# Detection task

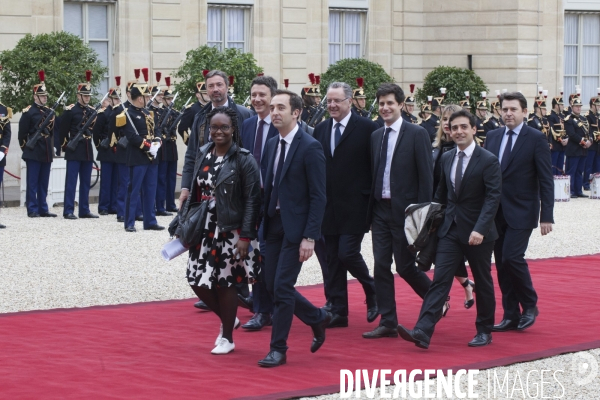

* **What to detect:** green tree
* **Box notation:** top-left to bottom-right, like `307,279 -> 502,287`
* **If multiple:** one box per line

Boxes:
0,32 -> 108,115
320,58 -> 393,107
171,46 -> 263,107
415,66 -> 488,110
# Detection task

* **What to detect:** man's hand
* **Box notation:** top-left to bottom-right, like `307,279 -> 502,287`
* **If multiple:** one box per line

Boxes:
299,239 -> 315,262
468,231 -> 484,246
179,188 -> 190,207
540,222 -> 553,236
585,140 -> 592,149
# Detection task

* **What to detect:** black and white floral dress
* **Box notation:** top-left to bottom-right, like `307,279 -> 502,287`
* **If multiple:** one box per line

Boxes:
186,152 -> 261,288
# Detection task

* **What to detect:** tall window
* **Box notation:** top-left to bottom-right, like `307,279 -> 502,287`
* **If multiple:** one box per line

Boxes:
207,5 -> 251,51
329,10 -> 365,65
64,2 -> 112,94
564,12 -> 600,102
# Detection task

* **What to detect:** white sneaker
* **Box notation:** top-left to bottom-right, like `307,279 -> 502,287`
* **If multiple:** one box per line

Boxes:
215,317 -> 240,346
211,338 -> 235,355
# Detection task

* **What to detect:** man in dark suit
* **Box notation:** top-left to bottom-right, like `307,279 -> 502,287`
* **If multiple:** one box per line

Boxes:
363,83 -> 434,339
257,90 -> 331,367
313,81 -> 379,328
485,92 -> 554,332
240,75 -> 280,331
398,110 -> 502,349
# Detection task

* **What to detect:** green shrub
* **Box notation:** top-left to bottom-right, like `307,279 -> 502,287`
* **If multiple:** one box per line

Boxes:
415,66 -> 488,110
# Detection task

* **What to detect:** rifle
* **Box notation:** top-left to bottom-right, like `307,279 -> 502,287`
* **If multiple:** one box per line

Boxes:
25,91 -> 66,150
242,95 -> 251,108
365,98 -> 378,119
156,92 -> 179,138
116,92 -> 143,150
166,96 -> 193,133
146,89 -> 160,108
66,92 -> 109,152
307,96 -> 327,127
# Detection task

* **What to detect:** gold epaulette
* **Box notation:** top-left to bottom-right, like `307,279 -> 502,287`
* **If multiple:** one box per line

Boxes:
186,103 -> 193,109
564,114 -> 572,121
22,105 -> 31,113
7,107 -> 13,119
149,110 -> 154,119
64,104 -> 75,111
98,108 -> 105,114
115,110 -> 127,127
483,117 -> 490,124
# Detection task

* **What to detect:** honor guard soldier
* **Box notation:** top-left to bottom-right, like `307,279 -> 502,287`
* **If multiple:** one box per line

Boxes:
419,96 -> 437,142
60,70 -> 100,220
527,92 -> 551,141
548,91 -> 568,174
18,70 -> 58,218
564,93 -> 591,197
474,92 -> 498,146
490,90 -> 504,127
118,81 -> 164,232
584,92 -> 600,189
460,91 -> 471,111
401,84 -> 418,124
0,100 -> 12,228
92,78 -> 120,215
301,73 -> 321,123
148,72 -> 170,217
351,77 -> 369,118
156,76 -> 180,213
178,69 -> 209,145
564,87 -> 578,117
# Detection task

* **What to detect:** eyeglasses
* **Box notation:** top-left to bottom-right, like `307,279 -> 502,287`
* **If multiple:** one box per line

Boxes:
209,125 -> 231,133
326,97 -> 349,105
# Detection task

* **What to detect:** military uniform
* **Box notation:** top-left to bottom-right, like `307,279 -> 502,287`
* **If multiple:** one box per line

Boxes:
155,79 -> 179,213
60,74 -> 98,218
351,77 -> 370,119
584,97 -> 600,189
18,71 -> 57,217
564,95 -> 590,197
548,95 -> 567,174
0,102 -> 12,227
301,73 -> 321,125
419,99 -> 438,143
402,85 -> 418,124
178,76 -> 208,145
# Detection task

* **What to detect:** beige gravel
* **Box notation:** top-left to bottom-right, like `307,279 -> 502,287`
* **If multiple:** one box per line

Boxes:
0,197 -> 599,398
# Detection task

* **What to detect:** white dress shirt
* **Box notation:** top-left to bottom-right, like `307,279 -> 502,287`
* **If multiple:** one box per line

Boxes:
381,117 -> 403,199
330,111 -> 352,156
498,122 -> 523,162
450,140 -> 476,190
272,124 -> 299,184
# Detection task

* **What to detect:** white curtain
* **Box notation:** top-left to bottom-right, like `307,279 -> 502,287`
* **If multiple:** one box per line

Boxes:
207,8 -> 222,50
329,11 -> 341,65
582,15 -> 600,101
564,14 -> 579,95
64,3 -> 83,38
344,12 -> 361,59
226,8 -> 245,50
89,5 -> 108,39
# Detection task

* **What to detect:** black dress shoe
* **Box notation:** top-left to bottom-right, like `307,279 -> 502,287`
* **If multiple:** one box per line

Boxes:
570,194 -> 578,198
366,295 -> 379,323
492,318 -> 520,332
322,301 -> 332,312
577,194 -> 589,198
397,325 -> 430,349
40,212 -> 57,217
310,312 -> 331,353
468,332 -> 492,347
80,213 -> 99,219
258,350 -> 286,367
28,212 -> 40,218
194,300 -> 210,310
237,294 -> 253,311
0,223 -> 5,229
166,208 -> 179,213
108,210 -> 118,215
327,314 -> 348,328
117,216 -> 125,223
517,307 -> 539,331
144,224 -> 165,231
362,325 -> 398,339
125,226 -> 136,232
98,210 -> 109,216
135,216 -> 144,221
242,313 -> 272,330
156,210 -> 173,216
64,214 -> 78,220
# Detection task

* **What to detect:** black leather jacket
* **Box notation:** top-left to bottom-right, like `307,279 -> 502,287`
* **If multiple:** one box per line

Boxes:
189,142 -> 260,239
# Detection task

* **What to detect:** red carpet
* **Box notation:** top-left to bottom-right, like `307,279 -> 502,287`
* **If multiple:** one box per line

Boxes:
1,254 -> 599,399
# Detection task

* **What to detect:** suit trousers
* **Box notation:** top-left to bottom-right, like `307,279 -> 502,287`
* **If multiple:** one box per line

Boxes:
264,213 -> 325,353
25,160 -> 51,215
63,160 -> 92,216
551,151 -> 565,175
494,207 -> 536,320
117,163 -> 141,219
156,160 -> 178,212
98,161 -> 118,213
371,200 -> 432,328
315,236 -> 329,301
324,233 -> 375,317
584,151 -> 597,189
125,164 -> 158,229
252,220 -> 273,314
566,155 -> 586,195
415,224 -> 495,338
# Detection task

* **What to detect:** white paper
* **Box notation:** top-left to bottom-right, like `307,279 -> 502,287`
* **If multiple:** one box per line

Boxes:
161,238 -> 188,261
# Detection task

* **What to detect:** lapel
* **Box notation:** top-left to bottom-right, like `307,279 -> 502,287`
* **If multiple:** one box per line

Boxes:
489,130 -> 502,158
446,149 -> 458,201
323,118 -> 334,158
372,127 -> 384,178
457,145 -> 481,200
248,116 -> 258,150
215,145 -> 238,187
334,113 -> 358,154
280,129 -> 302,182
392,119 -> 407,155
264,137 -> 278,194
504,124 -> 528,170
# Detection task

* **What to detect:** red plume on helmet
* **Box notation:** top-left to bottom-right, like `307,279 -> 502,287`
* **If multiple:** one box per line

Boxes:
409,84 -> 415,94
315,75 -> 321,85
165,76 -> 171,87
155,72 -> 161,84
308,73 -> 315,84
134,69 -> 140,79
38,70 -> 45,82
202,69 -> 209,78
228,76 -> 235,86
257,72 -> 264,76
141,68 -> 149,82
356,77 -> 364,88
85,70 -> 92,82
115,76 -> 121,86
284,79 -> 289,88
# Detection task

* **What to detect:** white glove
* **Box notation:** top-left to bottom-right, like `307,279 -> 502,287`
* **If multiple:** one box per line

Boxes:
0,152 -> 4,162
149,142 -> 160,158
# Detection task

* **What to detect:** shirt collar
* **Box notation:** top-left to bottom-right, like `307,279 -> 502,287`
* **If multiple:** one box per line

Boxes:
280,124 -> 299,145
334,111 -> 352,128
458,140 -> 476,157
505,122 -> 524,135
385,116 -> 403,133
259,114 -> 271,125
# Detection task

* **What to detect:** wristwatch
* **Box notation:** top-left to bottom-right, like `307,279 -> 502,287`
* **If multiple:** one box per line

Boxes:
304,237 -> 315,242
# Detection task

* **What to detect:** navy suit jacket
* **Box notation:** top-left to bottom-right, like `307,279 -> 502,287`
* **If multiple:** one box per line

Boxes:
241,115 -> 279,184
263,128 -> 326,243
485,124 -> 554,229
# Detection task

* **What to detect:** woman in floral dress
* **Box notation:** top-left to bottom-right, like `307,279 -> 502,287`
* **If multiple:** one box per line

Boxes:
184,106 -> 261,354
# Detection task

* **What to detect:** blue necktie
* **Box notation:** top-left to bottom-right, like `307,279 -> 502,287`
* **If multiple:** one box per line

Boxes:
333,122 -> 342,153
374,127 -> 392,201
501,130 -> 515,171
268,139 -> 286,217
253,119 -> 266,165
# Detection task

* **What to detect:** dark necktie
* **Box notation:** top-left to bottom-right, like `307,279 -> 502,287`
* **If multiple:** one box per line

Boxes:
333,122 -> 342,152
253,119 -> 266,165
454,151 -> 465,195
268,139 -> 286,217
501,130 -> 515,171
374,127 -> 393,201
